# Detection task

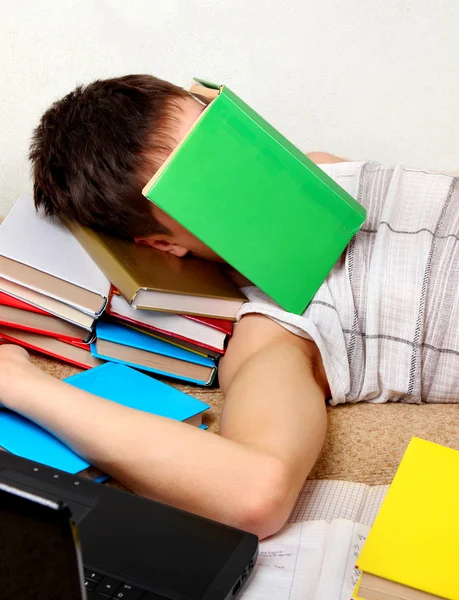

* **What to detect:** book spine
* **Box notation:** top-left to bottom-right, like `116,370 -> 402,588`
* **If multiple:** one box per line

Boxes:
67,222 -> 140,306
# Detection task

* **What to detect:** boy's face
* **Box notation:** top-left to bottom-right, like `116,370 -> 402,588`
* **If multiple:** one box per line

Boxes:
135,97 -> 222,262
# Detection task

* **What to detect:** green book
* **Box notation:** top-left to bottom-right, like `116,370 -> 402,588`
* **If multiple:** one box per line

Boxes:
143,78 -> 366,315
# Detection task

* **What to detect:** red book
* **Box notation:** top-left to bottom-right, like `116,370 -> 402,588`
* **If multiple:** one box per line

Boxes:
110,286 -> 233,337
0,326 -> 102,370
185,315 -> 233,336
107,292 -> 231,354
0,301 -> 93,344
0,290 -> 48,315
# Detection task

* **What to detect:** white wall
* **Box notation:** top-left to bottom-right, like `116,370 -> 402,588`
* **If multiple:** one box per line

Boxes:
1,0 -> 458,215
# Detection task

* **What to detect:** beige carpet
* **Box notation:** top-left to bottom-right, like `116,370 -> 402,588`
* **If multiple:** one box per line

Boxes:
31,353 -> 459,486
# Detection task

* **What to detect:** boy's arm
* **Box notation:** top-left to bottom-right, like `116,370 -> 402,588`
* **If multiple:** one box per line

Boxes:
0,315 -> 327,539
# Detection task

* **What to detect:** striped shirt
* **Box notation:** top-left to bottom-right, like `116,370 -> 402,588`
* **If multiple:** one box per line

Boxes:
237,161 -> 459,404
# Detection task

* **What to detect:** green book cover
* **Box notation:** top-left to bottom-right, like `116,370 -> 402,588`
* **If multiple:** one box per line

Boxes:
143,79 -> 366,315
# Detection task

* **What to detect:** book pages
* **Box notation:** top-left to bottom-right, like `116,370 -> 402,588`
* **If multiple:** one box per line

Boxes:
240,480 -> 389,600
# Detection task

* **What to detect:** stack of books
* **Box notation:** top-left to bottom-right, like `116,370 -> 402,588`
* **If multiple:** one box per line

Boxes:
0,193 -> 246,384
68,220 -> 246,385
354,437 -> 459,600
0,193 -> 110,369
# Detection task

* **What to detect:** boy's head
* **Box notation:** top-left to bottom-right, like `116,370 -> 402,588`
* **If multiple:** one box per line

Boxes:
30,74 -> 220,260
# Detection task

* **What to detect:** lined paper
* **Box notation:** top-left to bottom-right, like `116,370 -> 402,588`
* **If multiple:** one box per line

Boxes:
240,480 -> 390,600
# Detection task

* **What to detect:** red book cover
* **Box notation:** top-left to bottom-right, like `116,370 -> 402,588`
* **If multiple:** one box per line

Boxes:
0,290 -> 49,316
0,301 -> 93,344
107,310 -> 225,355
0,327 -> 100,370
65,339 -> 91,350
0,318 -> 90,345
184,315 -> 233,336
110,286 -> 233,340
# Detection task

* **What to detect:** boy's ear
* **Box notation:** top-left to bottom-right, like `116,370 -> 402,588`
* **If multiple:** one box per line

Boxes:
134,236 -> 189,257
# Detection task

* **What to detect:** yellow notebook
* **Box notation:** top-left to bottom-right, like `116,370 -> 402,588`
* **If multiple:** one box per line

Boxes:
357,437 -> 459,599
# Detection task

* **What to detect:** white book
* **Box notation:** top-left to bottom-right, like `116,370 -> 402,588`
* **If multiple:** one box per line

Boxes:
0,193 -> 110,315
240,480 -> 389,600
109,294 -> 227,351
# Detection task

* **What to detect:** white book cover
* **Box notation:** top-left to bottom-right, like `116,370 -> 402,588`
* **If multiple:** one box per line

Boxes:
0,193 -> 110,309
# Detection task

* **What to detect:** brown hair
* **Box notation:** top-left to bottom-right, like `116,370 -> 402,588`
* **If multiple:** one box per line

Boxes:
30,74 -> 191,238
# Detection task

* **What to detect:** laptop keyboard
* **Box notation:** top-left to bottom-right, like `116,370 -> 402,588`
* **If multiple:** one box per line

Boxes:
84,567 -> 167,599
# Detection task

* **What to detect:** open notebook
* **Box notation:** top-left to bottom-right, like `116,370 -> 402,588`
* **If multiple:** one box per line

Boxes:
240,480 -> 389,600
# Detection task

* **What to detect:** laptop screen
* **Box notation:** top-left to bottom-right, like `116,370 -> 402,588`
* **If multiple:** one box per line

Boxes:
0,483 -> 85,600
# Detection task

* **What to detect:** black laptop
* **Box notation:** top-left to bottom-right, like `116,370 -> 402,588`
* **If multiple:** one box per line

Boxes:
0,452 -> 258,600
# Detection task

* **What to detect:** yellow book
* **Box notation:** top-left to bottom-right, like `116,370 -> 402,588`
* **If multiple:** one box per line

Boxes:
357,437 -> 459,599
352,575 -> 362,599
